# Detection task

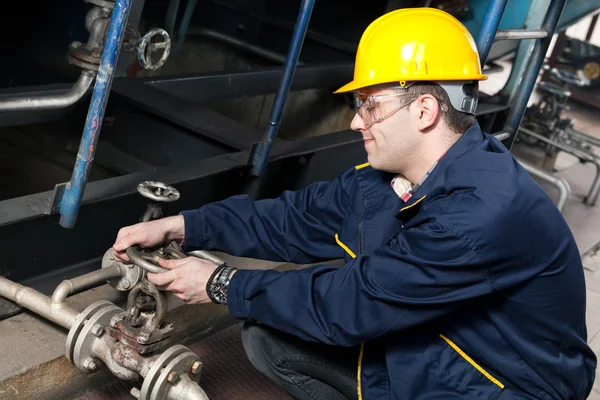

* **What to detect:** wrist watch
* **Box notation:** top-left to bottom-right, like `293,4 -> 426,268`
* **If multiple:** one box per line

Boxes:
207,264 -> 236,304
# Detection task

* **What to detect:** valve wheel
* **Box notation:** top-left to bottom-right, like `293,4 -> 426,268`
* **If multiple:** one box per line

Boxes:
137,181 -> 180,203
137,28 -> 171,71
126,243 -> 186,274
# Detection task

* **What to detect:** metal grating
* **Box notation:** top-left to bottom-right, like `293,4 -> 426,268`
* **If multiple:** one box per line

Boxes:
72,323 -> 291,399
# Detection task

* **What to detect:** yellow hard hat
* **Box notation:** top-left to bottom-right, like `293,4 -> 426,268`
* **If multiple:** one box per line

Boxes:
334,7 -> 487,94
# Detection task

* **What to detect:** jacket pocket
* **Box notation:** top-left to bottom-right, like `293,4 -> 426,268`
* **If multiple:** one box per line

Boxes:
425,334 -> 505,400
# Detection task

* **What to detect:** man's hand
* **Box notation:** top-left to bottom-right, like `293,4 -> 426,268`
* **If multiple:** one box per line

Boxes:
146,257 -> 219,304
112,215 -> 185,262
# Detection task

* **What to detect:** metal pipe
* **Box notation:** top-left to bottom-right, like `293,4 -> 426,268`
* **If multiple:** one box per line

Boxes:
503,0 -> 568,148
188,27 -> 306,66
495,29 -> 548,40
519,127 -> 600,205
59,0 -> 132,228
0,276 -> 78,329
51,265 -> 122,306
516,158 -> 570,212
167,374 -> 210,400
251,0 -> 315,176
494,131 -> 511,141
187,250 -> 226,265
476,0 -> 510,65
0,71 -> 94,111
565,126 -> 600,148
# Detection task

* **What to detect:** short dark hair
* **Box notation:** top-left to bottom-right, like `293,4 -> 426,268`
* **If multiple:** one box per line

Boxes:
405,82 -> 478,134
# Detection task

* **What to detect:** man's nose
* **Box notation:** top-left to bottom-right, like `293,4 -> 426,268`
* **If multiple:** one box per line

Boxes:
351,113 -> 366,131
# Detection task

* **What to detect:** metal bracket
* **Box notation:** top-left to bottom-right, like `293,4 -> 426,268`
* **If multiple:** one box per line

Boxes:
46,182 -> 67,215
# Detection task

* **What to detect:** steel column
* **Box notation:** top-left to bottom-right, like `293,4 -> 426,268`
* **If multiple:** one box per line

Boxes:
503,0 -> 568,148
500,0 -> 551,101
58,0 -> 133,228
476,0 -> 510,65
251,0 -> 315,176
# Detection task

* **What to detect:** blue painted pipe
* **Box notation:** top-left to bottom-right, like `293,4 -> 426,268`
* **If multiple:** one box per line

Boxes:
476,0 -> 509,65
503,0 -> 568,149
59,0 -> 132,228
251,0 -> 315,176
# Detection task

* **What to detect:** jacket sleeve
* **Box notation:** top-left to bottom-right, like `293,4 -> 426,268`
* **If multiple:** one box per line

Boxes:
226,220 -> 496,347
180,168 -> 355,264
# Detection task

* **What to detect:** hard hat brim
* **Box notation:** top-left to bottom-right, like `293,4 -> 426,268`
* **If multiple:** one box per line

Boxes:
333,74 -> 488,94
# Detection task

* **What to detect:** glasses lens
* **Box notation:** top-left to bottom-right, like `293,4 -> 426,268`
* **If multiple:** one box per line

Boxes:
354,92 -> 415,127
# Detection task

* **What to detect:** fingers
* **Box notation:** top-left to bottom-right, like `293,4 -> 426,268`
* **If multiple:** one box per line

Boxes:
113,225 -> 144,251
158,258 -> 190,270
146,270 -> 178,287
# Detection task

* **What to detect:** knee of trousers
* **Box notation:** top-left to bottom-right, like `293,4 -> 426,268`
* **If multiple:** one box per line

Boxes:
240,321 -> 280,376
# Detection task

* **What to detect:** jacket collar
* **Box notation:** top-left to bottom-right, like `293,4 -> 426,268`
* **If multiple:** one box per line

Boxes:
398,123 -> 485,212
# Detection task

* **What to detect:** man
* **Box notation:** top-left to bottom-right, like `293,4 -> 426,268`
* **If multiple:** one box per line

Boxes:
113,8 -> 596,400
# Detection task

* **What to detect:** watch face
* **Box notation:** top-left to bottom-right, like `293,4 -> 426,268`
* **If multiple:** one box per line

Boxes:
213,282 -> 228,303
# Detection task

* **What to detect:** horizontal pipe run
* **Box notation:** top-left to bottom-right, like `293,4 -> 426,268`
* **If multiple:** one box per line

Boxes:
0,276 -> 78,329
495,29 -> 548,40
519,127 -> 596,163
519,127 -> 600,205
566,127 -> 600,148
517,158 -> 570,212
0,72 -> 95,111
51,265 -> 122,306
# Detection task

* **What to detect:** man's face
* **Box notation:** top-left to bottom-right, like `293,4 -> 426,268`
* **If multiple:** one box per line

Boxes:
350,85 -> 420,174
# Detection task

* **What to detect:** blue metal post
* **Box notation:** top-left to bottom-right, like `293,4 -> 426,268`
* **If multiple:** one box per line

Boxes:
503,0 -> 567,149
174,0 -> 198,55
499,0 -> 550,101
476,0 -> 510,65
251,0 -> 315,176
59,0 -> 132,228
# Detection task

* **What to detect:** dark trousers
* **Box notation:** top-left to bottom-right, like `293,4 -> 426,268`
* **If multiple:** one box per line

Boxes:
241,322 -> 360,400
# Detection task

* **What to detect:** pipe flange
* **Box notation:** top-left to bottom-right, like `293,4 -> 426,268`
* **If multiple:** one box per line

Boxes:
68,42 -> 103,72
72,302 -> 123,372
149,352 -> 202,400
66,300 -> 115,362
137,181 -> 180,203
101,249 -> 144,291
140,345 -> 198,400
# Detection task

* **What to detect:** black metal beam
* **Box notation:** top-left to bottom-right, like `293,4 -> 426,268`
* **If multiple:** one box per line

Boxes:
119,63 -> 354,103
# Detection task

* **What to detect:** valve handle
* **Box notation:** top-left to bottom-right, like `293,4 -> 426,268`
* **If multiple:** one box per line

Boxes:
137,181 -> 180,203
137,28 -> 171,71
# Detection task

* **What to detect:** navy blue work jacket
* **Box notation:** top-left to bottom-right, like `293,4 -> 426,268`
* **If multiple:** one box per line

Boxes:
182,124 -> 596,399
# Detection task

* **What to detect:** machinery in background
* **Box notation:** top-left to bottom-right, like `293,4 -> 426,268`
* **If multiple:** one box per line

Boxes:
518,65 -> 600,206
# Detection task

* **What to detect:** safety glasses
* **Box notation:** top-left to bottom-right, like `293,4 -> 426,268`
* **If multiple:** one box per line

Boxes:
353,90 -> 448,128
353,91 -> 416,128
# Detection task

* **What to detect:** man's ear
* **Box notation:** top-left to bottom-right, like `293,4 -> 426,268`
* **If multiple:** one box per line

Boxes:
414,94 -> 439,131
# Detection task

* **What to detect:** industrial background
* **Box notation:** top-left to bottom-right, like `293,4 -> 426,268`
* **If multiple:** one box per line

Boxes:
2,0 -> 600,399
